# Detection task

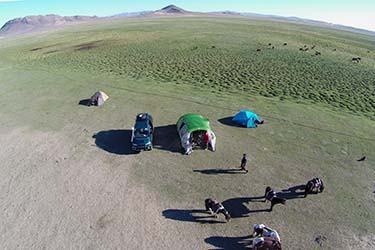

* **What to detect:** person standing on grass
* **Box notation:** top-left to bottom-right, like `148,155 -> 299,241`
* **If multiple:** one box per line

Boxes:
240,153 -> 248,173
203,131 -> 210,150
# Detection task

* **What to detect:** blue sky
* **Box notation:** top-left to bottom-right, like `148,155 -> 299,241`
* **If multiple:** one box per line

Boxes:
0,0 -> 374,31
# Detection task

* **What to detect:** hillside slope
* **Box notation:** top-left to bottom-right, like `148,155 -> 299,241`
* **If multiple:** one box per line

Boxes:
0,14 -> 97,36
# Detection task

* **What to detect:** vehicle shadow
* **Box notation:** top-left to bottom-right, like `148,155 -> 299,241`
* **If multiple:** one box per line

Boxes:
153,124 -> 181,153
218,116 -> 244,128
205,235 -> 252,250
193,168 -> 246,175
162,209 -> 226,224
93,130 -> 138,155
78,99 -> 90,106
222,196 -> 269,218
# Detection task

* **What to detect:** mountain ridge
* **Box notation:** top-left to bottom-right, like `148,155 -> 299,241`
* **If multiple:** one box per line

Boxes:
1,5 -> 374,37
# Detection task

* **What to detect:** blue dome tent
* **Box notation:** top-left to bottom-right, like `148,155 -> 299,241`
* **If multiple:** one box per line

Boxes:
232,110 -> 263,128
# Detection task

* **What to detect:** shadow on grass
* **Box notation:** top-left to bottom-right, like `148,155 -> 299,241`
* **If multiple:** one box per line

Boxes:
78,99 -> 91,106
162,209 -> 226,224
218,116 -> 245,128
93,130 -> 138,155
279,184 -> 306,200
193,168 -> 246,175
153,124 -> 181,153
205,235 -> 252,250
222,197 -> 269,218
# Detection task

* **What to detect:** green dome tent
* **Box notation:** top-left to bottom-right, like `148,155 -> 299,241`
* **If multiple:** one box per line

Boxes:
177,114 -> 216,155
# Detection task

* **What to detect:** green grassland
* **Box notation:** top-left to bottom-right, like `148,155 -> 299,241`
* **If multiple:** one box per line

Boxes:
5,17 -> 375,118
1,16 -> 375,249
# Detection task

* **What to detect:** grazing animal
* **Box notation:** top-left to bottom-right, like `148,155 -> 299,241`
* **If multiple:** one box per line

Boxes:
352,57 -> 361,63
264,187 -> 286,211
357,156 -> 367,161
271,46 -> 275,49
315,51 -> 321,56
257,48 -> 262,52
304,178 -> 324,197
283,43 -> 288,46
205,198 -> 231,221
311,45 -> 316,49
333,48 -> 337,51
268,43 -> 272,46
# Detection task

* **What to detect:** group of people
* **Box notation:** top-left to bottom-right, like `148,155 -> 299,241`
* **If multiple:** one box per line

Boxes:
204,153 -> 325,249
204,197 -> 282,249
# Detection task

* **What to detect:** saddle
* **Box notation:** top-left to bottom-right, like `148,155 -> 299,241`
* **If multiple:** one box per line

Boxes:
266,190 -> 276,201
212,203 -> 224,214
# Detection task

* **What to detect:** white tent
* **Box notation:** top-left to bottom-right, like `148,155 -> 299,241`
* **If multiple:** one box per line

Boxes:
90,91 -> 109,106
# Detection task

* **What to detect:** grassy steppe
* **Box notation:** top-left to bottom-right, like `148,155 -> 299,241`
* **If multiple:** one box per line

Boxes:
0,16 -> 375,250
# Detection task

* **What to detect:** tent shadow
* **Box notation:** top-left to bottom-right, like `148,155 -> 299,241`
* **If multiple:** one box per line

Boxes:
93,130 -> 138,155
153,124 -> 182,153
79,99 -> 91,106
205,235 -> 252,250
162,209 -> 226,224
193,168 -> 246,175
222,197 -> 268,218
218,116 -> 246,128
279,184 -> 306,200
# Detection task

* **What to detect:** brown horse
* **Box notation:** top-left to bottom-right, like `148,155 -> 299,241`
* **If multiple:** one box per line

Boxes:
205,198 -> 231,221
264,187 -> 286,211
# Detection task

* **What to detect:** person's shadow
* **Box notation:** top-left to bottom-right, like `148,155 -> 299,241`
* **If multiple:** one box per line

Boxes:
93,130 -> 138,155
193,168 -> 246,175
205,235 -> 252,250
162,209 -> 226,224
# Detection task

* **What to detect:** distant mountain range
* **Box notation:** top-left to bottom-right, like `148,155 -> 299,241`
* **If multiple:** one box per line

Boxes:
1,5 -> 374,37
0,14 -> 97,36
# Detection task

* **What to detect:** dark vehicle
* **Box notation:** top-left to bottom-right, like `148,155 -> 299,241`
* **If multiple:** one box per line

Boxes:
131,113 -> 154,151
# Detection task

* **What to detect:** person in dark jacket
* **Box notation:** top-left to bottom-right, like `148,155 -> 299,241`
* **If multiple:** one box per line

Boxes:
240,153 -> 248,173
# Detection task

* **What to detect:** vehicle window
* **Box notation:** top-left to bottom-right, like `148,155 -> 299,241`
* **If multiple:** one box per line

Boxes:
135,128 -> 148,137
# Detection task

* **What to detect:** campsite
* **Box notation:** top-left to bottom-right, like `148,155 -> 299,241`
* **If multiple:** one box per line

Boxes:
0,4 -> 375,250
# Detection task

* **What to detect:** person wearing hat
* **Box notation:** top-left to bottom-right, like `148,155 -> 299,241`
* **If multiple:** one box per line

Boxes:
252,224 -> 280,242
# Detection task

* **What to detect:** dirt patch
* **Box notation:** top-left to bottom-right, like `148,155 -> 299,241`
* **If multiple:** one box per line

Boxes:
30,47 -> 42,51
75,40 -> 103,51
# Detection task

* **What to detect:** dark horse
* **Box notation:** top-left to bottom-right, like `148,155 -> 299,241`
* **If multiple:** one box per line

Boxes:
264,187 -> 286,211
205,198 -> 231,221
304,178 -> 324,197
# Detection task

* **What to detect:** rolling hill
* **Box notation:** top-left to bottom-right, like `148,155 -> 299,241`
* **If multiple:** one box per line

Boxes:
0,12 -> 374,250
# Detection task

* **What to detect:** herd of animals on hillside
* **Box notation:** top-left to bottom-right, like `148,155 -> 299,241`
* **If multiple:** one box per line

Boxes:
254,42 -> 369,63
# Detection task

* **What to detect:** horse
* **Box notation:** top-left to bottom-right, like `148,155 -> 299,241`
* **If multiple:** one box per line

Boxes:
252,224 -> 281,242
253,237 -> 282,250
352,57 -> 361,63
264,187 -> 286,211
304,178 -> 324,197
205,198 -> 231,221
